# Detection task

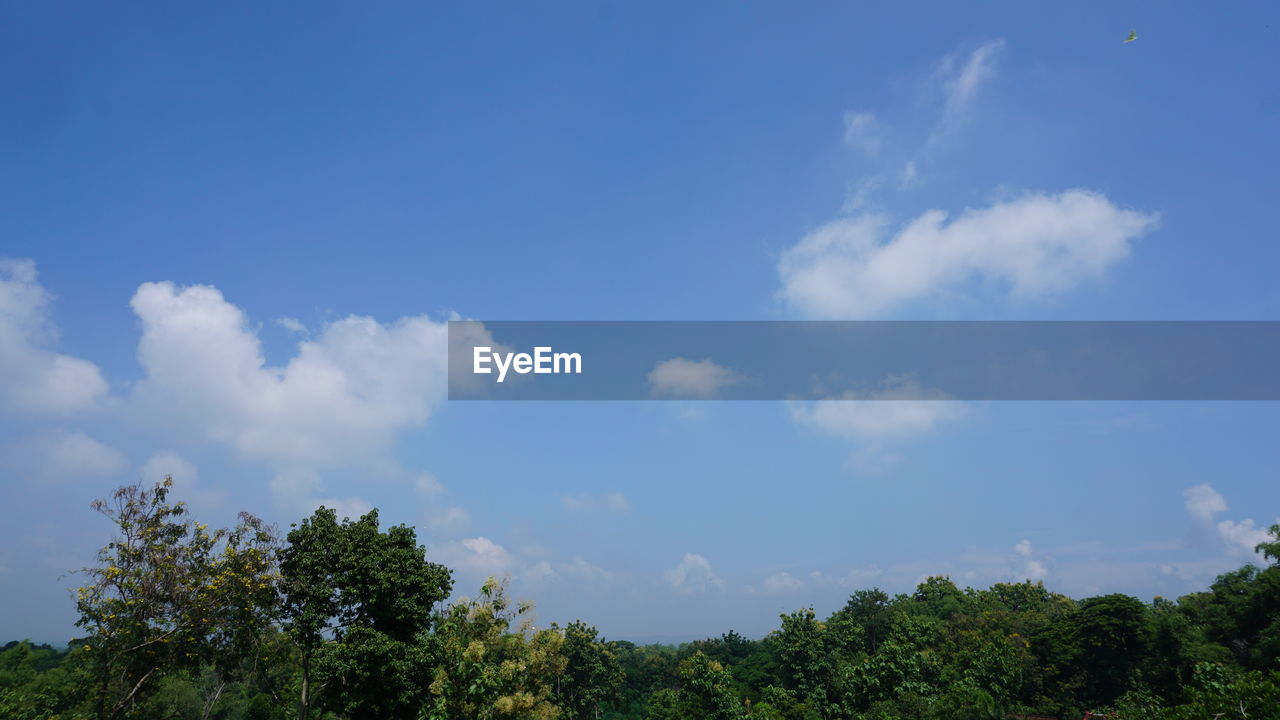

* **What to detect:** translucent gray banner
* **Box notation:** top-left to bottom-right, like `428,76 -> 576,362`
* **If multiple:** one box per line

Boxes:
447,321 -> 1280,400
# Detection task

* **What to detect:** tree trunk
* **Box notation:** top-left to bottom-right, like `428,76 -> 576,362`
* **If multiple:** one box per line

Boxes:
299,651 -> 311,720
201,680 -> 227,720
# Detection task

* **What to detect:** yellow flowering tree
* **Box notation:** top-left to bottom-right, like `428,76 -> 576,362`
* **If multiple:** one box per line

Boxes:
75,479 -> 278,720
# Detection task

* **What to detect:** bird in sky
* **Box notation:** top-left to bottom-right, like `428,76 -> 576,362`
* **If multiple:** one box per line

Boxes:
1125,30 -> 1139,43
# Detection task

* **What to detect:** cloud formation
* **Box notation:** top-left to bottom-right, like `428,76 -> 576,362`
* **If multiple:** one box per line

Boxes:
665,553 -> 725,594
127,281 -> 452,512
1183,482 -> 1278,558
139,451 -> 227,511
1,430 -> 126,483
648,357 -> 739,399
779,190 -> 1158,319
0,259 -> 108,415
934,40 -> 1005,132
762,571 -> 804,593
789,380 -> 963,439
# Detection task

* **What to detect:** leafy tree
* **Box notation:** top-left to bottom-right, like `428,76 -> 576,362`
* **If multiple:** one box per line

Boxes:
553,620 -> 622,720
0,641 -> 85,719
76,479 -> 278,720
279,507 -> 451,720
1257,523 -> 1280,563
834,589 -> 892,655
424,578 -> 567,720
674,652 -> 747,720
1071,594 -> 1148,706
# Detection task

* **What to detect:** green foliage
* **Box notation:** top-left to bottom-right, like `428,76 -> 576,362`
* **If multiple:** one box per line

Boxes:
554,620 -> 623,719
423,578 -> 567,720
13,485 -> 1280,720
280,507 -> 451,720
76,479 -> 279,720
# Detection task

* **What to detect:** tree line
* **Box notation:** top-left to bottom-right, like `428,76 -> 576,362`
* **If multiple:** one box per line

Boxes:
2,478 -> 1279,719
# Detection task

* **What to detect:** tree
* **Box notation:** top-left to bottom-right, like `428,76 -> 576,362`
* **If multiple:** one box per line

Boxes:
553,620 -> 622,720
834,589 -> 892,654
76,479 -> 278,720
674,652 -> 747,720
279,507 -> 451,720
1071,594 -> 1148,706
423,578 -> 567,720
1256,523 -> 1280,564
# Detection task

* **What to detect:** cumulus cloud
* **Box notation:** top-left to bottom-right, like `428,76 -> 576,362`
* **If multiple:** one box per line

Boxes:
1013,538 -> 1049,581
0,259 -> 108,415
1,430 -> 126,483
131,281 -> 449,465
1217,518 -> 1273,557
1184,483 -> 1228,524
562,492 -> 630,514
665,552 -> 725,594
789,380 -> 963,439
1182,483 -> 1278,558
779,191 -> 1157,319
434,537 -> 515,579
648,357 -> 739,399
763,571 -> 804,593
127,281 -> 452,511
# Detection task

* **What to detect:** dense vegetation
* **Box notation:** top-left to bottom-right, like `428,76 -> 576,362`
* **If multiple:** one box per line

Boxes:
3,479 -> 1279,720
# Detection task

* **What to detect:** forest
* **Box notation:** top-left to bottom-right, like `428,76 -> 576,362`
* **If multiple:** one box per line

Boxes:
2,479 -> 1279,720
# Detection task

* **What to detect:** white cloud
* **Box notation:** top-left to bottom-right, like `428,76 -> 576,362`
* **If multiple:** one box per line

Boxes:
521,557 -> 615,588
131,281 -> 450,465
1217,518 -> 1274,557
1184,483 -> 1228,524
0,259 -> 108,415
139,451 -> 227,511
763,571 -> 804,593
128,281 -> 451,510
562,492 -> 630,514
266,466 -> 371,521
1013,538 -> 1049,581
934,40 -> 1004,129
842,111 -> 882,155
276,317 -> 308,335
779,190 -> 1157,319
435,537 -> 515,577
790,380 -> 962,439
1181,483 -> 1277,559
664,552 -> 725,594
1,430 -> 126,483
648,357 -> 739,398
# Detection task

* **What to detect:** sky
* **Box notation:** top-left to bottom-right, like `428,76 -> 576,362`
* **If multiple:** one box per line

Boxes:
2,2 -> 1279,644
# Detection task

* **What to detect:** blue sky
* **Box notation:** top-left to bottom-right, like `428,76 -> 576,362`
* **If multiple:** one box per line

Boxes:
2,2 -> 1279,643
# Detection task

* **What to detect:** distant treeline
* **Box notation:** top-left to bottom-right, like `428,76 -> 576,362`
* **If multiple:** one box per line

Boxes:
2,479 -> 1279,720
